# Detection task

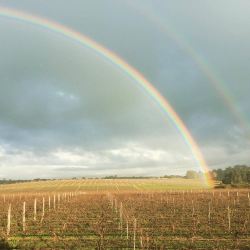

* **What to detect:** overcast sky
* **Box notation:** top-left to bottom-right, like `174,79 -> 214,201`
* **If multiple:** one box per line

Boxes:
0,0 -> 249,179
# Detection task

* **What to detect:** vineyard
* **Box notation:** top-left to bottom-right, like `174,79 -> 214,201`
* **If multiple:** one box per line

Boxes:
0,179 -> 249,249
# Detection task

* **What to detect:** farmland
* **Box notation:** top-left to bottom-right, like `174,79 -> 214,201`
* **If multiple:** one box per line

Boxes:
0,179 -> 249,249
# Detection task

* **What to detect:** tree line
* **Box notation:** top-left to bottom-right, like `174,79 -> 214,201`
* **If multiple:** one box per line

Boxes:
1,165 -> 249,185
212,165 -> 250,185
185,165 -> 250,185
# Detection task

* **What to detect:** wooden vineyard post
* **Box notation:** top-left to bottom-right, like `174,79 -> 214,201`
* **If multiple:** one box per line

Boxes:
23,201 -> 26,232
192,200 -> 195,217
182,191 -> 185,210
41,197 -> 45,222
227,206 -> 231,232
140,229 -> 143,248
34,198 -> 37,221
120,202 -> 123,231
53,194 -> 56,210
43,197 -> 45,216
133,218 -> 137,250
115,199 -> 117,214
146,233 -> 149,250
58,194 -> 60,208
7,204 -> 11,236
248,193 -> 250,206
48,196 -> 51,211
208,201 -> 211,224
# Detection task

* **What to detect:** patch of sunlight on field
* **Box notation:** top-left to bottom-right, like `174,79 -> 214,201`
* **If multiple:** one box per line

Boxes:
0,178 -> 209,193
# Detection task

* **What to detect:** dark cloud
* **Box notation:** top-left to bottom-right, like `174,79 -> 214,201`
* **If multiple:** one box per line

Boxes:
0,0 -> 249,178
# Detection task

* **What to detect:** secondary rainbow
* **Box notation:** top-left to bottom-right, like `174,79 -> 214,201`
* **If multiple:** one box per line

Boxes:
0,6 -> 213,187
126,1 -> 250,133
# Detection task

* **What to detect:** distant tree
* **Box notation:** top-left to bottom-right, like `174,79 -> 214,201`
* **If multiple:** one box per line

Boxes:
185,170 -> 200,179
104,175 -> 118,179
232,170 -> 242,183
222,168 -> 233,184
163,175 -> 183,179
213,169 -> 225,181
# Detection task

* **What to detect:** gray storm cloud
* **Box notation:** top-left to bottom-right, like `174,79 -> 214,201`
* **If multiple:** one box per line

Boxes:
0,0 -> 249,178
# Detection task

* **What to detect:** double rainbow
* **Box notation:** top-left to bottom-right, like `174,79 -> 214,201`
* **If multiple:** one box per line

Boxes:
0,6 -> 213,187
127,1 -> 249,133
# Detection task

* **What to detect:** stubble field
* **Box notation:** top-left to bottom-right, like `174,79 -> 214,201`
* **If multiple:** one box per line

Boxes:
0,179 -> 249,249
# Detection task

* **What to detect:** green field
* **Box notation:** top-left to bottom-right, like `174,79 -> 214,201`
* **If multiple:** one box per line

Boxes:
0,178 -> 209,193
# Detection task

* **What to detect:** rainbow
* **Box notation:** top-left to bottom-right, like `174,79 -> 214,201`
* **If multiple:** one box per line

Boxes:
0,6 -> 213,187
126,1 -> 250,134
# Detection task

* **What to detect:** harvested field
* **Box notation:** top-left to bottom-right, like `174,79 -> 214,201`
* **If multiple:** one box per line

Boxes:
0,179 -> 249,249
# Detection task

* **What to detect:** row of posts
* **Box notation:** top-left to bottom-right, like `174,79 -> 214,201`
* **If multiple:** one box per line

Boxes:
6,192 -> 79,236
